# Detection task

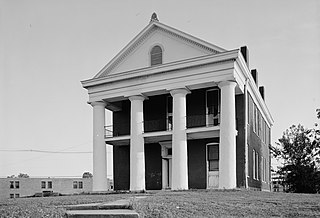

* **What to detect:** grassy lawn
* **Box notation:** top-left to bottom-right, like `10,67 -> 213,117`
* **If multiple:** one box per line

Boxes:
0,190 -> 319,217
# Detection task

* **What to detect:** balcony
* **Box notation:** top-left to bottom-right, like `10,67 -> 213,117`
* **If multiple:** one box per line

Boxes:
105,113 -> 220,145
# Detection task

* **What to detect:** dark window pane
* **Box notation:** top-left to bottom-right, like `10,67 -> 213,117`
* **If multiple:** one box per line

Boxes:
73,181 -> 78,189
151,46 -> 162,66
41,181 -> 46,189
209,160 -> 219,171
208,145 -> 219,160
48,181 -> 52,189
15,181 -> 19,189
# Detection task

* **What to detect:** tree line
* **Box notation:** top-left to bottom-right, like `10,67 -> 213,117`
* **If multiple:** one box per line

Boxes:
272,109 -> 320,193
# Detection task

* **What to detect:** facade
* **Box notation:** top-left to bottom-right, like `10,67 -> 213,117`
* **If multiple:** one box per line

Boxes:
82,14 -> 274,192
0,177 -> 94,200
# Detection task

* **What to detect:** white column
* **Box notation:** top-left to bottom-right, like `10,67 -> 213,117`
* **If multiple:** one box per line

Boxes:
129,95 -> 145,191
170,88 -> 189,190
91,101 -> 107,191
218,81 -> 237,189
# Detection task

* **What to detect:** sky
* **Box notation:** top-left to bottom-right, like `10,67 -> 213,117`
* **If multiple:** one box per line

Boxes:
1,0 -> 319,178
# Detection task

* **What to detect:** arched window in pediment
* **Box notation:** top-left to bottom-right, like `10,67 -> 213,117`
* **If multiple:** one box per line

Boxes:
150,45 -> 162,66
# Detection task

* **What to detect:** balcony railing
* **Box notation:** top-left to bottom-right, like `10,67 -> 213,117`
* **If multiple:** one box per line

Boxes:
105,123 -> 130,138
144,119 -> 171,133
105,114 -> 220,137
187,113 -> 220,128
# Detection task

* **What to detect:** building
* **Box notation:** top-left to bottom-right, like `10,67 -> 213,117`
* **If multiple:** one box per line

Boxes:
271,172 -> 287,192
81,14 -> 274,192
0,177 -> 93,200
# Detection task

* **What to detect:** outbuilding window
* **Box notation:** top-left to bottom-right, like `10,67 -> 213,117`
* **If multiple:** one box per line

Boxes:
150,45 -> 162,66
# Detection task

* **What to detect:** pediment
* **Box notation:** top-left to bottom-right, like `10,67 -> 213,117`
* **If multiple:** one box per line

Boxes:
95,21 -> 226,78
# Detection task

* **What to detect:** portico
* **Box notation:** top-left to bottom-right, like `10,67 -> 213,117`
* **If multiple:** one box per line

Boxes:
90,79 -> 238,191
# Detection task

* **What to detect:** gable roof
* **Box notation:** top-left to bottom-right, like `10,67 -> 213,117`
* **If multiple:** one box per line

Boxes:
94,19 -> 226,78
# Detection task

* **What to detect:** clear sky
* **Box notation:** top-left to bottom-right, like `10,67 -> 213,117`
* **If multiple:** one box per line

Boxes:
1,0 -> 319,178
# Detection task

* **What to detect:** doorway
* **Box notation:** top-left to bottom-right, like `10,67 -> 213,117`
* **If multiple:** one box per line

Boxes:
207,143 -> 219,188
160,141 -> 172,189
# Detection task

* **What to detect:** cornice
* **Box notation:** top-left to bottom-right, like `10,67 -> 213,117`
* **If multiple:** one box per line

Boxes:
158,28 -> 219,54
99,27 -> 155,78
235,53 -> 274,126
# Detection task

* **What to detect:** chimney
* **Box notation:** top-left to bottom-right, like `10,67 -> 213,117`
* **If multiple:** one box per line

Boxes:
259,86 -> 265,100
251,69 -> 258,87
240,46 -> 249,67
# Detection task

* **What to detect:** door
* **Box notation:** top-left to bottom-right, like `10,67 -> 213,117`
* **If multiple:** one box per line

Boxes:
161,142 -> 172,189
206,89 -> 220,126
207,143 -> 219,188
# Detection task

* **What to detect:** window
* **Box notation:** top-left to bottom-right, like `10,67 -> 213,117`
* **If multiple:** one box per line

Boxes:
73,181 -> 83,189
167,96 -> 173,130
15,181 -> 19,189
73,181 -> 78,189
41,181 -> 46,189
208,144 -> 219,171
253,150 -> 256,179
167,148 -> 172,156
261,157 -> 264,182
253,149 -> 259,180
150,45 -> 162,66
15,194 -> 19,198
253,106 -> 257,133
10,194 -> 14,199
255,151 -> 259,180
264,158 -> 267,182
206,89 -> 220,126
47,181 -> 52,189
10,181 -> 14,189
78,181 -> 83,189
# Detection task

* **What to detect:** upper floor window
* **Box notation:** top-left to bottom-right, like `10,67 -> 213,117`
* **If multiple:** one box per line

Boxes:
10,181 -> 14,189
41,181 -> 46,189
47,181 -> 52,189
9,181 -> 19,189
15,181 -> 19,189
150,45 -> 162,66
73,181 -> 83,189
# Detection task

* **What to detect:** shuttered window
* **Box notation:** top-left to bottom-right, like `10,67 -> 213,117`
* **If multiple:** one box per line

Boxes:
150,45 -> 162,66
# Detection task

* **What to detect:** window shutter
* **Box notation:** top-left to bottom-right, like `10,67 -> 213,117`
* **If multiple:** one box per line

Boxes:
150,46 -> 162,66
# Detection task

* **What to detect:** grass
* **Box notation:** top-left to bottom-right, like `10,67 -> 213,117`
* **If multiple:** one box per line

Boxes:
0,190 -> 319,217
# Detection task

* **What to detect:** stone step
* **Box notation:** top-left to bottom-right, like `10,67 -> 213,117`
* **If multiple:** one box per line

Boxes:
65,209 -> 139,218
65,199 -> 131,210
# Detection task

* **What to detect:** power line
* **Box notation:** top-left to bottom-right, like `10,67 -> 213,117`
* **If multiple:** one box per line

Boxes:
0,149 -> 112,154
0,149 -> 93,154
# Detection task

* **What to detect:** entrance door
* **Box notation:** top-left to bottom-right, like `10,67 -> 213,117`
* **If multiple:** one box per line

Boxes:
160,142 -> 172,189
207,143 -> 219,188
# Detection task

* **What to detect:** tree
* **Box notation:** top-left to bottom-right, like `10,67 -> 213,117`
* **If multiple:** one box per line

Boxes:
272,110 -> 320,193
7,173 -> 30,178
17,173 -> 29,178
82,172 -> 93,178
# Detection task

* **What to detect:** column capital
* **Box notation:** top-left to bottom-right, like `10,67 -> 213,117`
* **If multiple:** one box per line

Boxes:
169,88 -> 190,96
128,95 -> 147,101
218,81 -> 237,89
91,101 -> 107,107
